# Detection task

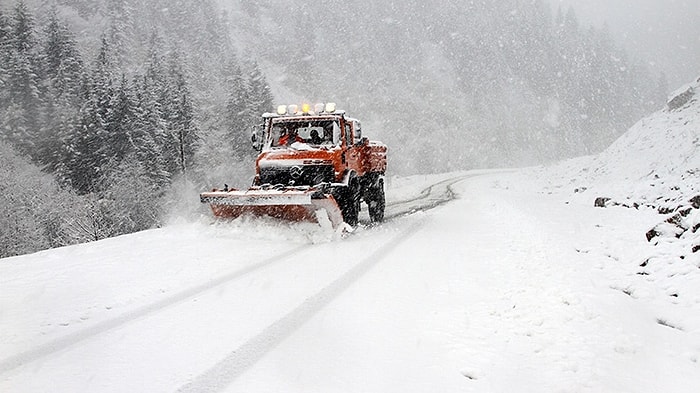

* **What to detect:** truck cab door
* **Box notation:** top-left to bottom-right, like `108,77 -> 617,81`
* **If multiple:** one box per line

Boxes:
344,120 -> 365,175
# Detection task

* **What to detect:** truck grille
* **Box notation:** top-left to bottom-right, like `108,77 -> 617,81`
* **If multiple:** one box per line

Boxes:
259,165 -> 334,186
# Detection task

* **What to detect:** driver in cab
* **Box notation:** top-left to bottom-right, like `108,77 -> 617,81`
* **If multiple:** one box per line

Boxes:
278,128 -> 302,146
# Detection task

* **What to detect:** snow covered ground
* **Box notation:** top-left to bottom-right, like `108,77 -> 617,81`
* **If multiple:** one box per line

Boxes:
1,79 -> 699,392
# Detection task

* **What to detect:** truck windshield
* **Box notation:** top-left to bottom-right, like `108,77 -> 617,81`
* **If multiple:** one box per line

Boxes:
271,120 -> 340,147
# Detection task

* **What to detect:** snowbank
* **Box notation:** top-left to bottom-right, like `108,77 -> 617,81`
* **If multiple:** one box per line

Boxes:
528,75 -> 700,361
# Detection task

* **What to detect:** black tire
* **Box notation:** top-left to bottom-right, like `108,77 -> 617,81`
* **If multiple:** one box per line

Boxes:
334,179 -> 361,227
367,178 -> 385,223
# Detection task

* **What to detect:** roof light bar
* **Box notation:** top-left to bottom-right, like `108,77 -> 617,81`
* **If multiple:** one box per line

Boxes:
272,102 -> 339,116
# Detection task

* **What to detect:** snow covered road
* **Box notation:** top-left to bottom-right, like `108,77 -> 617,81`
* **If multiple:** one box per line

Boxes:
2,170 -> 700,392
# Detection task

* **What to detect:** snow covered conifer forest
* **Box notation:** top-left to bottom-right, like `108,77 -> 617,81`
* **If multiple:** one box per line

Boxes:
0,0 -> 671,256
0,0 -> 274,256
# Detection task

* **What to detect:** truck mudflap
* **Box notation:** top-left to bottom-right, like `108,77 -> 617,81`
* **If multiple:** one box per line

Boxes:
200,186 -> 345,228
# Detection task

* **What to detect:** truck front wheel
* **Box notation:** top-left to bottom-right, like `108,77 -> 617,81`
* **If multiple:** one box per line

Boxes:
334,179 -> 360,227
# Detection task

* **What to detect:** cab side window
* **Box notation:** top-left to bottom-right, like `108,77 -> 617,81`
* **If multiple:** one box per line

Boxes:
345,123 -> 352,146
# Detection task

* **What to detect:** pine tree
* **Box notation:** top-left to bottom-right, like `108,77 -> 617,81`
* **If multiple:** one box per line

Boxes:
2,1 -> 42,158
68,36 -> 113,194
104,73 -> 136,163
131,74 -> 169,189
141,30 -> 176,179
247,61 -> 274,118
224,61 -> 251,159
42,8 -> 83,99
0,8 -> 11,110
165,50 -> 199,177
38,7 -> 84,177
106,0 -> 134,72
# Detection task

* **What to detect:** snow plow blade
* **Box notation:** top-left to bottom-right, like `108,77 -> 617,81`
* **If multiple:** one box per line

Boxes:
200,187 -> 345,228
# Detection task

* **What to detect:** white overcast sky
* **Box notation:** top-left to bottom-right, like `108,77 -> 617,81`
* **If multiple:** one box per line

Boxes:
555,0 -> 700,91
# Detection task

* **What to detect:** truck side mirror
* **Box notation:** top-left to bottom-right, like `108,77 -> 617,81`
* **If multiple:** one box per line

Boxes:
251,126 -> 264,151
355,137 -> 368,147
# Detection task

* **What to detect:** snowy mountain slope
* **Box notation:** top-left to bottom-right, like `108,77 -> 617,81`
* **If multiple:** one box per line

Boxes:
540,75 -> 700,208
542,76 -> 699,248
534,76 -> 700,269
2,165 -> 700,392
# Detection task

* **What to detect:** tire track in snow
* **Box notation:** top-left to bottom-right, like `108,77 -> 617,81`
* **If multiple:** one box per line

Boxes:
0,245 -> 310,375
176,217 -> 426,393
382,170 -> 514,220
382,174 -> 469,221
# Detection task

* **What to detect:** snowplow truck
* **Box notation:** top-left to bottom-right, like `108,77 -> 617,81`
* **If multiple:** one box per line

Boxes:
200,103 -> 387,227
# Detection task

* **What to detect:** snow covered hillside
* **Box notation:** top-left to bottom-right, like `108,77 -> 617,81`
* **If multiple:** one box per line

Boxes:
542,75 -> 700,209
535,75 -> 700,296
2,78 -> 700,392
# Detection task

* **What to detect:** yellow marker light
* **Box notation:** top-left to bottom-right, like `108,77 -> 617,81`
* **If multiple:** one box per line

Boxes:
301,103 -> 312,114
